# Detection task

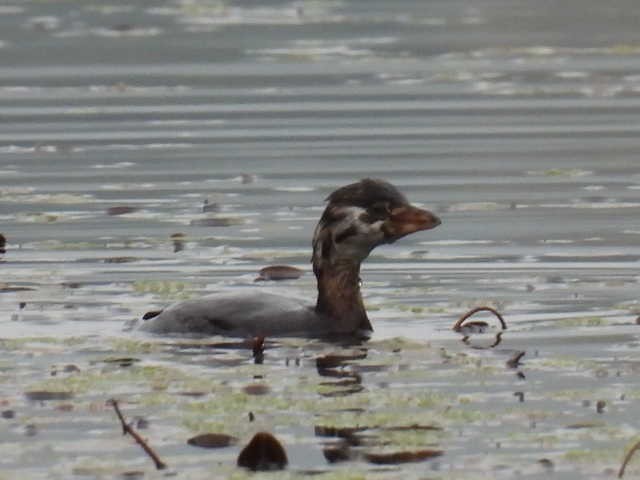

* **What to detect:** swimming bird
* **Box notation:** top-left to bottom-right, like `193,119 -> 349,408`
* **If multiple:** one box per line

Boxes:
139,179 -> 441,338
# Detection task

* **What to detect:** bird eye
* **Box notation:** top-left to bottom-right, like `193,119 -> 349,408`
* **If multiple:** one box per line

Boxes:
370,202 -> 390,217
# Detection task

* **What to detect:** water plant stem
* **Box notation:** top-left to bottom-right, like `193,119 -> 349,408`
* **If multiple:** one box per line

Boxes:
108,398 -> 167,470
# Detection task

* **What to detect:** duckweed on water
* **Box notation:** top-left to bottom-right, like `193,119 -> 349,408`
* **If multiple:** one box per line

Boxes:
132,280 -> 192,299
555,316 -> 606,328
26,363 -> 218,398
108,338 -> 161,354
0,337 -> 87,350
563,447 -> 621,464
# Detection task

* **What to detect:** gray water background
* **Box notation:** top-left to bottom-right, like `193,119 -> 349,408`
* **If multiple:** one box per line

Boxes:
1,1 -> 640,479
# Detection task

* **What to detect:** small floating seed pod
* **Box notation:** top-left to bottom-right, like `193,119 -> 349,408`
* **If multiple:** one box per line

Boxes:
237,432 -> 288,471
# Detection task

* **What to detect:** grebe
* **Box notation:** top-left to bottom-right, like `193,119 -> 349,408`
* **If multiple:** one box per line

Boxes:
139,179 -> 441,338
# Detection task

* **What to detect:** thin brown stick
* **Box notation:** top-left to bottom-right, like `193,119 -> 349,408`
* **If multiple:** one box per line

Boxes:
619,439 -> 640,478
108,399 -> 167,470
453,306 -> 507,331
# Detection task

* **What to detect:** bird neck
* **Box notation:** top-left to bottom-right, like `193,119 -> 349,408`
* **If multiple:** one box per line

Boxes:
314,259 -> 372,334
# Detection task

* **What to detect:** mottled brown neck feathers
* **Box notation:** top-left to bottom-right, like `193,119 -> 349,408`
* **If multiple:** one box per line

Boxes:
314,259 -> 372,334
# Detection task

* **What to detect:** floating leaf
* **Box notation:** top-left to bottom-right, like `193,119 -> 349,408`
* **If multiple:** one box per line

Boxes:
25,390 -> 74,401
187,433 -> 237,448
364,449 -> 443,464
106,206 -> 139,216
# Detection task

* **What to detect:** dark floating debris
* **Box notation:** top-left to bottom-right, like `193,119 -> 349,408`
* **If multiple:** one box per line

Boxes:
323,443 -> 353,463
319,384 -> 365,397
190,217 -> 243,227
25,423 -> 38,437
170,233 -> 186,253
103,357 -> 141,368
596,400 -> 606,414
187,433 -> 237,449
315,425 -> 368,439
121,471 -> 145,480
315,425 -> 369,448
0,233 -> 6,254
252,336 -> 265,364
364,449 -> 443,465
316,351 -> 367,370
385,424 -> 443,432
106,206 -> 139,216
1,410 -> 15,419
240,173 -> 256,184
202,199 -> 221,213
243,384 -> 270,396
108,399 -> 167,470
453,306 -> 507,332
135,417 -> 149,430
237,432 -> 288,471
538,458 -> 554,472
565,422 -> 603,429
506,351 -> 526,369
255,265 -> 304,282
103,257 -> 137,264
25,390 -> 73,401
455,320 -> 489,334
0,285 -> 35,293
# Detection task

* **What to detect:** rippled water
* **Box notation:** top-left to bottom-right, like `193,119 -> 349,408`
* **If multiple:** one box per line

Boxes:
1,1 -> 640,479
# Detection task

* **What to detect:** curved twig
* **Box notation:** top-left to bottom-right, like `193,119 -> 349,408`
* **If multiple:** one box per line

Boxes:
108,399 -> 167,470
453,306 -> 507,332
619,439 -> 640,478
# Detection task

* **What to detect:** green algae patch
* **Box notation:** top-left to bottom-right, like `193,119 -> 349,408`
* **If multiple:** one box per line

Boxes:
367,337 -> 433,351
25,363 -> 218,400
375,428 -> 445,448
0,337 -> 87,351
555,316 -> 606,328
563,447 -> 621,464
107,338 -> 162,355
528,168 -> 592,177
132,280 -> 193,299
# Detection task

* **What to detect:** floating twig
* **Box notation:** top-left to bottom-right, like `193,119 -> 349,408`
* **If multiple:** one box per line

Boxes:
453,306 -> 507,332
108,399 -> 167,470
619,439 -> 640,478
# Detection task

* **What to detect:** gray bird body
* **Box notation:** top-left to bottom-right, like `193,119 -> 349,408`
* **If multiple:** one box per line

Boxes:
138,291 -> 329,337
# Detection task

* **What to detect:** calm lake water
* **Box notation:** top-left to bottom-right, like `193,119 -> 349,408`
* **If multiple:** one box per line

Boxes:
1,1 -> 640,479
